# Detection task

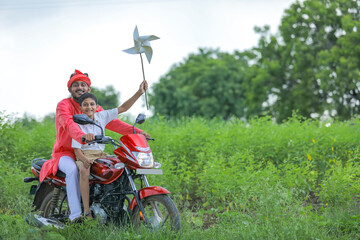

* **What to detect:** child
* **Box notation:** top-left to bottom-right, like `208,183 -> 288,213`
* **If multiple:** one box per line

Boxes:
72,80 -> 148,219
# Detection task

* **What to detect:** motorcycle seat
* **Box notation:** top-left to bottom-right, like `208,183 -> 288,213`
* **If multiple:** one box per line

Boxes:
32,158 -> 66,179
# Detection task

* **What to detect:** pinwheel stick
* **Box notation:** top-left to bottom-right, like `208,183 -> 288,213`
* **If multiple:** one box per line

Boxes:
139,53 -> 149,110
122,26 -> 159,110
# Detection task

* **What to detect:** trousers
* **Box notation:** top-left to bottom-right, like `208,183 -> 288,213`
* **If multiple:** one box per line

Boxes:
75,150 -> 107,167
58,156 -> 81,220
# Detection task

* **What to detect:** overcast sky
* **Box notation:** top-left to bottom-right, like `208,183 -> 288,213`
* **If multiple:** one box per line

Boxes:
0,0 -> 294,119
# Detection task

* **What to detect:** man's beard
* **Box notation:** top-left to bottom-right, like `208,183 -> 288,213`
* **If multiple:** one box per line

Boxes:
72,95 -> 81,102
72,91 -> 85,102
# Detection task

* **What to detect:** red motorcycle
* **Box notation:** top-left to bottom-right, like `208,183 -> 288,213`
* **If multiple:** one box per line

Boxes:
24,114 -> 180,231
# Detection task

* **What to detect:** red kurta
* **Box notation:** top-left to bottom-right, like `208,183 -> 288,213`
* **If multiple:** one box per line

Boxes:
39,98 -> 141,182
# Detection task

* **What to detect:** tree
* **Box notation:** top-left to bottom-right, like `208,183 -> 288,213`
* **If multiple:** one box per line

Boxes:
314,1 -> 360,119
149,49 -> 247,119
90,85 -> 120,110
150,0 -> 359,121
252,0 -> 360,121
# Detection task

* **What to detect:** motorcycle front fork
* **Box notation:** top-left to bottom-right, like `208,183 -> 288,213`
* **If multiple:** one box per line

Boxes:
126,168 -> 150,223
126,169 -> 161,226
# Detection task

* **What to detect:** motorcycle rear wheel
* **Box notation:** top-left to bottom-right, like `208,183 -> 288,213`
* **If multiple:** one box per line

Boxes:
39,189 -> 70,221
131,194 -> 180,232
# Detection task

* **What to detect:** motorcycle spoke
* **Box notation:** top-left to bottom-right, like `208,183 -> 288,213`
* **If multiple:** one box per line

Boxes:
146,200 -> 172,228
150,201 -> 162,218
149,201 -> 170,226
160,213 -> 169,227
41,191 -> 70,222
132,195 -> 180,232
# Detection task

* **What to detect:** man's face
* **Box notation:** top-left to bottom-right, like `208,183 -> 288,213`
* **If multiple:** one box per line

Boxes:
79,97 -> 97,119
69,81 -> 90,101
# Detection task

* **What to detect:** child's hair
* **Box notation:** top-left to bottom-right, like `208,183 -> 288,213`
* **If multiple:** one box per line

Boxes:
78,93 -> 98,106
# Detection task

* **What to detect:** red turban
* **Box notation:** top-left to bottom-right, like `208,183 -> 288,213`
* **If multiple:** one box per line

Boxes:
67,69 -> 91,88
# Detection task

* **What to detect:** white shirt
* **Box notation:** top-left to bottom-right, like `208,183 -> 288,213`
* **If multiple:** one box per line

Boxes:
71,108 -> 118,151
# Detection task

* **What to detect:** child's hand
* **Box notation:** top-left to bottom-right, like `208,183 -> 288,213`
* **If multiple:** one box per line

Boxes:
83,158 -> 92,168
139,80 -> 148,94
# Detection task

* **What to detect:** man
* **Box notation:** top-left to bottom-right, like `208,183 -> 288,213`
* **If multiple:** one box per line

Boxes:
39,69 -> 149,222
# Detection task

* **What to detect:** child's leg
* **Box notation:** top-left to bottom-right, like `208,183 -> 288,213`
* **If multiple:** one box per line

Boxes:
79,163 -> 91,215
78,150 -> 106,217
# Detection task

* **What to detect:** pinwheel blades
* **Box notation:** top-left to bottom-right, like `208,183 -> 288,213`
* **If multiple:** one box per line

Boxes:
123,26 -> 159,63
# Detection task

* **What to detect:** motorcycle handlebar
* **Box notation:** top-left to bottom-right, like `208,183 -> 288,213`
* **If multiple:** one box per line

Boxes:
82,135 -> 106,144
82,135 -> 154,145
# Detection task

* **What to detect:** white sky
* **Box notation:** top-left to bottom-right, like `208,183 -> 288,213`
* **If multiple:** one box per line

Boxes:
0,0 -> 294,120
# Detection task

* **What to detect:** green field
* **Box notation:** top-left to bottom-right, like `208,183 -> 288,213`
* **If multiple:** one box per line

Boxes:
1,112 -> 360,239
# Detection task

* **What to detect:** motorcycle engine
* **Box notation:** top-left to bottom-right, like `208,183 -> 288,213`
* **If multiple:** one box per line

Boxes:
90,203 -> 107,224
90,178 -> 131,225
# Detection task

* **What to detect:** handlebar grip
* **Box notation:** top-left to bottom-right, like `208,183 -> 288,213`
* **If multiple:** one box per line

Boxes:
82,135 -> 102,143
146,138 -> 155,141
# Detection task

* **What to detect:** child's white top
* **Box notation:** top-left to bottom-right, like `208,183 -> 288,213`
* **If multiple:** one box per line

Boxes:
72,108 -> 118,151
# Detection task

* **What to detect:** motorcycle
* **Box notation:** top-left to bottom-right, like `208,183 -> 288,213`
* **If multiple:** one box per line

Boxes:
24,114 -> 180,231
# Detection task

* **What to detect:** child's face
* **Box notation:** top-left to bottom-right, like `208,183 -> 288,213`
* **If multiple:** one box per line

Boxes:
79,98 -> 97,119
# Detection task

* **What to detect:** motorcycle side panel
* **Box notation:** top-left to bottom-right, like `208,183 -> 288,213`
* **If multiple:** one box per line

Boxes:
129,186 -> 170,210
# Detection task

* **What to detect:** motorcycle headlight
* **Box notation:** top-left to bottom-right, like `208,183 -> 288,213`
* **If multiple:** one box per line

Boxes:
133,152 -> 154,168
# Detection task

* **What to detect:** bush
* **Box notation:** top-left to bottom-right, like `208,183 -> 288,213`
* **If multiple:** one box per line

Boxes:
2,112 -> 360,239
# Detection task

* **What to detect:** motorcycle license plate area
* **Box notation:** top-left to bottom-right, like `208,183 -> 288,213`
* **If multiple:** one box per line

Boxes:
136,169 -> 163,175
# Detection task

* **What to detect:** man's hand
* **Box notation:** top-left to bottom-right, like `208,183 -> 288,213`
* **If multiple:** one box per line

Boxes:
140,131 -> 151,138
82,133 -> 95,143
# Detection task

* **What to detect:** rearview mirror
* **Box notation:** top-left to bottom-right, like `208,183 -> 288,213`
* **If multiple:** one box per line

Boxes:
135,114 -> 146,125
73,114 -> 95,125
73,114 -> 104,136
132,114 -> 146,134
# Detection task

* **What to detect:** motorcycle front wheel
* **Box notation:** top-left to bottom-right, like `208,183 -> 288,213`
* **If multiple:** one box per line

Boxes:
131,194 -> 181,232
39,189 -> 70,221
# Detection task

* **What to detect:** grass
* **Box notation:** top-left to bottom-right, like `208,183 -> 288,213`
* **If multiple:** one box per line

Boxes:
1,112 -> 360,239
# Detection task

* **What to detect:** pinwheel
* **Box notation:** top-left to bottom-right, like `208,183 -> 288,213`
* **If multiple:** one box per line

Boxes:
123,26 -> 159,110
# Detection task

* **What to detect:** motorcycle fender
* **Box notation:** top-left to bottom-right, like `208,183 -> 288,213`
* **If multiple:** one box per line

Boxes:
129,186 -> 170,210
33,182 -> 54,210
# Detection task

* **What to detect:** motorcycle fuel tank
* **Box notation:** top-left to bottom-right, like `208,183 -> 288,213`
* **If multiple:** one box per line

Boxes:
90,157 -> 124,184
